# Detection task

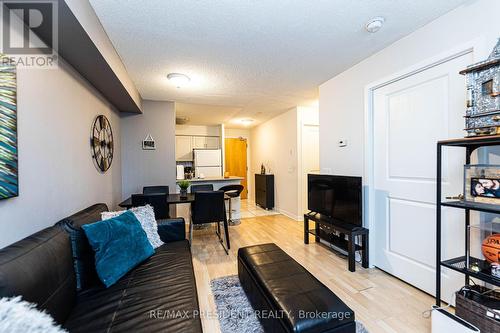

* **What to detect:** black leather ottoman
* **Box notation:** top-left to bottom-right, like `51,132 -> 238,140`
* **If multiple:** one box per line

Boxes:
238,243 -> 356,333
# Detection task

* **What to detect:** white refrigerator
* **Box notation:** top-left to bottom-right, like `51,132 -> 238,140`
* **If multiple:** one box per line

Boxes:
194,149 -> 222,178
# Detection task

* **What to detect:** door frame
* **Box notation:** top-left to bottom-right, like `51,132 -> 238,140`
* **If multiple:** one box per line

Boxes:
299,124 -> 320,215
363,40 -> 479,268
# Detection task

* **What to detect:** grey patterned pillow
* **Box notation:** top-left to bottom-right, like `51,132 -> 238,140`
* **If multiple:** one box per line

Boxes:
101,205 -> 164,249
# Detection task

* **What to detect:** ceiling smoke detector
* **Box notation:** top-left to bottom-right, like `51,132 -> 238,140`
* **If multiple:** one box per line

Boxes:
167,73 -> 190,88
176,116 -> 189,125
365,17 -> 385,33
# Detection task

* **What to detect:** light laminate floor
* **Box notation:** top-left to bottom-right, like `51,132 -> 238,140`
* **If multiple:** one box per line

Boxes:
240,199 -> 280,219
190,214 -> 434,333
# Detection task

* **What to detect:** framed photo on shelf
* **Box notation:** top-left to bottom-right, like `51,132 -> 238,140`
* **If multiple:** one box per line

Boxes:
464,164 -> 500,204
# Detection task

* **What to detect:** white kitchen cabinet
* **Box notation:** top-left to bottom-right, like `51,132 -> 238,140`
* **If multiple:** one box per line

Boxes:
193,136 -> 220,149
175,136 -> 193,161
192,136 -> 207,149
176,135 -> 221,161
205,136 -> 220,149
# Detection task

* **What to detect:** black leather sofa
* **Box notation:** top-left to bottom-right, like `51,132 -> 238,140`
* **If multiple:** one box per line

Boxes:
0,204 -> 203,333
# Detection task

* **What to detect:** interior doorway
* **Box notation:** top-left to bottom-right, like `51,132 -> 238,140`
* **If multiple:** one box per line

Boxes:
301,124 -> 320,214
224,137 -> 248,199
369,50 -> 471,301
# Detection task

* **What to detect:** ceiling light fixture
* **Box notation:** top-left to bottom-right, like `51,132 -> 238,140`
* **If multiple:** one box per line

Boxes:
167,73 -> 190,88
365,17 -> 385,33
240,119 -> 254,125
176,116 -> 189,125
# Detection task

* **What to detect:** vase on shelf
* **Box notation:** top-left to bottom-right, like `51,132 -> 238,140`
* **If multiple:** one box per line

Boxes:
180,189 -> 188,199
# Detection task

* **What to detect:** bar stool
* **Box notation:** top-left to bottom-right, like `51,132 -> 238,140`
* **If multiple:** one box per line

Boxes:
219,185 -> 244,226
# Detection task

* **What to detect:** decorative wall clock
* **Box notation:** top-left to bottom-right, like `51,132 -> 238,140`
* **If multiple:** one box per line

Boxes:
91,115 -> 114,172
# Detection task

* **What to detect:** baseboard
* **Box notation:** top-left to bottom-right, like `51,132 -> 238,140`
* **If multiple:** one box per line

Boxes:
278,208 -> 302,221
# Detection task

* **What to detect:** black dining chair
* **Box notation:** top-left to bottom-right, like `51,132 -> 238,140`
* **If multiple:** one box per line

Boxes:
190,184 -> 214,193
219,184 -> 244,226
143,186 -> 169,195
131,193 -> 170,219
191,191 -> 230,254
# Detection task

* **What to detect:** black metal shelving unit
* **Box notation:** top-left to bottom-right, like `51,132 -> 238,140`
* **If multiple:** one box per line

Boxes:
436,135 -> 500,306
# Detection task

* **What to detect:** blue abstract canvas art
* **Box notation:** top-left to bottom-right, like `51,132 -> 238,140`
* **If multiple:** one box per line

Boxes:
0,58 -> 17,200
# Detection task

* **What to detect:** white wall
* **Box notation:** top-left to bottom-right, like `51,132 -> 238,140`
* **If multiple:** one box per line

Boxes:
0,58 -> 123,248
225,128 -> 252,197
319,0 -> 500,176
121,100 -> 176,198
250,109 -> 300,219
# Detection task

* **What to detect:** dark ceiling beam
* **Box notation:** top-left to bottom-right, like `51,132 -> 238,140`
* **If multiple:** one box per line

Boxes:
8,0 -> 142,113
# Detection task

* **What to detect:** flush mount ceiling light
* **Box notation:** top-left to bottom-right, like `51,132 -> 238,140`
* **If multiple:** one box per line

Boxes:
167,73 -> 190,88
240,119 -> 254,125
176,116 -> 189,125
365,17 -> 385,33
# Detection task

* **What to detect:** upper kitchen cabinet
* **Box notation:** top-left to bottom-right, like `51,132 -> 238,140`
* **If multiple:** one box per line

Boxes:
193,136 -> 208,149
205,137 -> 220,149
176,135 -> 221,161
175,136 -> 193,161
192,136 -> 220,149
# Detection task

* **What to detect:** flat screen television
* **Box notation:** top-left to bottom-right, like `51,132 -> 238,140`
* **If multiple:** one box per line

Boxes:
307,174 -> 362,226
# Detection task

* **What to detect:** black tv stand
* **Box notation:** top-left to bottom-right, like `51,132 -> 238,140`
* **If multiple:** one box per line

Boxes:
304,212 -> 369,272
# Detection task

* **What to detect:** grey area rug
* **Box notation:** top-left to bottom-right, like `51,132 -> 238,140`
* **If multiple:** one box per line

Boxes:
210,275 -> 369,333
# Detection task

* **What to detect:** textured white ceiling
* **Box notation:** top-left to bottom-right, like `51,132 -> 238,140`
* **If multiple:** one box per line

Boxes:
89,0 -> 469,126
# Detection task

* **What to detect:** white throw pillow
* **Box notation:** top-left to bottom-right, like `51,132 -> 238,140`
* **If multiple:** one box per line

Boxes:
101,205 -> 164,249
0,296 -> 67,333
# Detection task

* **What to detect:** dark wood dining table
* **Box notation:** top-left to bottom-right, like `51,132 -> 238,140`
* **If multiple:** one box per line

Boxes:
118,193 -> 229,209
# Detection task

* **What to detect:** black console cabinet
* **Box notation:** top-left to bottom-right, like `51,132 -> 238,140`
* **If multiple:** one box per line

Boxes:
255,174 -> 274,210
304,213 -> 369,272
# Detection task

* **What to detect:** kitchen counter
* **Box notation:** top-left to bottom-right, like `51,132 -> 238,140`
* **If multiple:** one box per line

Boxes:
175,176 -> 244,222
178,176 -> 244,183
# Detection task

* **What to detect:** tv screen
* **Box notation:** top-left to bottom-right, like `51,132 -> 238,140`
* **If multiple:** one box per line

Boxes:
308,174 -> 362,226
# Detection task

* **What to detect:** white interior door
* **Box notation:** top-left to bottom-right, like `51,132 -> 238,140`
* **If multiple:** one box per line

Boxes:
302,125 -> 320,213
373,52 -> 471,300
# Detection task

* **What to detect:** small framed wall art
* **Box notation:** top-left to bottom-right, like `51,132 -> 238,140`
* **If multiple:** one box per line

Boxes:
464,164 -> 500,204
142,134 -> 156,150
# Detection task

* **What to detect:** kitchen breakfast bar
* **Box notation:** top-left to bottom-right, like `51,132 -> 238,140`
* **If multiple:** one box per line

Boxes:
176,176 -> 244,222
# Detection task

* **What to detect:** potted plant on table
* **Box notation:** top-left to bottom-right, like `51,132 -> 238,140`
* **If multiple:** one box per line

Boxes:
178,180 -> 191,199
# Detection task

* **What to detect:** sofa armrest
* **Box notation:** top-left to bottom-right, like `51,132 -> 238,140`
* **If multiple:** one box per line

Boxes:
157,218 -> 186,243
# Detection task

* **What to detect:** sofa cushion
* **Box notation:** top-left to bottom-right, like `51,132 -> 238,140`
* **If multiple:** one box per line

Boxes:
0,225 -> 76,325
101,205 -> 164,249
57,203 -> 108,291
64,240 -> 202,333
83,211 -> 154,287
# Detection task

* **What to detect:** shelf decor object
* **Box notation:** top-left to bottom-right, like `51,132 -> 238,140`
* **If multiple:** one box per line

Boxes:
464,164 -> 500,204
90,115 -> 114,173
466,222 -> 500,277
436,135 -> 500,307
460,39 -> 499,137
0,56 -> 17,200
